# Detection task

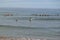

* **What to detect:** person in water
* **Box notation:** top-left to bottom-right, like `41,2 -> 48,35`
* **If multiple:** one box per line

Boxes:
16,19 -> 18,22
29,17 -> 32,22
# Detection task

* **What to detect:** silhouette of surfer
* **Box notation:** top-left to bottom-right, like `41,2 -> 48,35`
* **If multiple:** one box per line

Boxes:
29,17 -> 32,22
16,19 -> 18,22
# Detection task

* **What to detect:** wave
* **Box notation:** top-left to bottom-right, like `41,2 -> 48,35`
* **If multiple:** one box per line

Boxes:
0,25 -> 60,29
0,25 -> 46,29
0,16 -> 60,20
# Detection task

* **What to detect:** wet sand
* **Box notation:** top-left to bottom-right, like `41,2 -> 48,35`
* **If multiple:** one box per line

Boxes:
0,36 -> 60,40
0,36 -> 46,40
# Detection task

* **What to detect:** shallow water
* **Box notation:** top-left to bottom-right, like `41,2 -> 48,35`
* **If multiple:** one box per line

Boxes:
0,18 -> 60,40
0,8 -> 60,40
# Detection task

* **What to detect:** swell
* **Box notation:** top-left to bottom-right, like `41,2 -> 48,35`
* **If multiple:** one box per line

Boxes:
0,25 -> 60,29
0,16 -> 60,20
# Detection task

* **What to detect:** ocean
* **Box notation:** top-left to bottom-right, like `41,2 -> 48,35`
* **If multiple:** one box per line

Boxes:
0,8 -> 60,40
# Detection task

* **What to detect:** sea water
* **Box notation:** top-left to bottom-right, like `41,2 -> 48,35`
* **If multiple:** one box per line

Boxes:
0,8 -> 60,40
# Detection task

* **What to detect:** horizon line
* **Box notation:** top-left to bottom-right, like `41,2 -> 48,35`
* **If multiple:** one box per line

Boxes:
0,7 -> 60,9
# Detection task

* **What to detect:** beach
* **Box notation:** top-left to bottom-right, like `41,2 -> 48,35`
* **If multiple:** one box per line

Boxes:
0,36 -> 44,40
0,36 -> 60,40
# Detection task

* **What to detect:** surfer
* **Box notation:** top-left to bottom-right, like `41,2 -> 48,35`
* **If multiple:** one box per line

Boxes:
29,17 -> 32,22
16,19 -> 18,22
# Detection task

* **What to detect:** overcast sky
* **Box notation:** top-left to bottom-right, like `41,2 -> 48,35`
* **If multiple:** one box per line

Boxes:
0,0 -> 60,8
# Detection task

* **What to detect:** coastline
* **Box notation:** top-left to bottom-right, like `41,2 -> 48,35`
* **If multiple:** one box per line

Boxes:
0,36 -> 45,40
0,36 -> 60,40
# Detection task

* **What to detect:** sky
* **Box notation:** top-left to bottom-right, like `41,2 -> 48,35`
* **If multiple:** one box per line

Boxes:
0,0 -> 60,8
